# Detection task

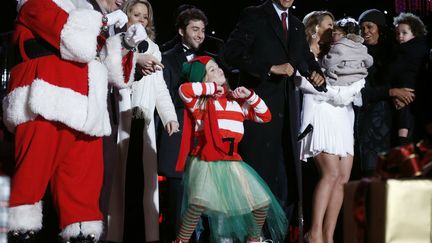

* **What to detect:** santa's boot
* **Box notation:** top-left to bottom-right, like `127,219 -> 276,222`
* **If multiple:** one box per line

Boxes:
8,202 -> 43,243
7,230 -> 37,243
61,221 -> 103,243
64,232 -> 97,243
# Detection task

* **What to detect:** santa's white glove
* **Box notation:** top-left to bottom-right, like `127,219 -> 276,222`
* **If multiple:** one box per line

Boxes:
123,23 -> 148,48
105,10 -> 128,29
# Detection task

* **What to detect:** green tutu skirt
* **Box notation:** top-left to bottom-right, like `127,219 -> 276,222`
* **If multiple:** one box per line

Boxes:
181,156 -> 288,242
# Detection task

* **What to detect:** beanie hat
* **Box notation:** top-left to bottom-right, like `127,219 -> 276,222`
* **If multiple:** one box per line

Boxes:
358,9 -> 386,27
181,56 -> 213,83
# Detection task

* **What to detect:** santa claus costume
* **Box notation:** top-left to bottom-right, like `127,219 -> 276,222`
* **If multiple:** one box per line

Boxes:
2,0 -> 136,241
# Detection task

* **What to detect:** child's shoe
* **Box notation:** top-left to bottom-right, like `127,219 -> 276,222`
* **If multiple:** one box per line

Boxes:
247,239 -> 273,243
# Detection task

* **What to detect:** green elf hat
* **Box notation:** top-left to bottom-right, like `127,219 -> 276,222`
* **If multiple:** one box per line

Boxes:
181,56 -> 214,83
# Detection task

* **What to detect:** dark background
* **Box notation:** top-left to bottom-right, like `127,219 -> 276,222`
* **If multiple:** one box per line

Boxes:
2,0 -> 430,45
149,0 -> 399,44
0,1 -> 430,242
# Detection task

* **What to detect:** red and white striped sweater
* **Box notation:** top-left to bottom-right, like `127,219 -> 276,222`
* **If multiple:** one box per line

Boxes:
178,82 -> 271,161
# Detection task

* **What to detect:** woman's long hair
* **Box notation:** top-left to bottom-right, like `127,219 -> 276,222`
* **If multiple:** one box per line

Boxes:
303,11 -> 334,58
303,11 -> 335,45
123,0 -> 156,41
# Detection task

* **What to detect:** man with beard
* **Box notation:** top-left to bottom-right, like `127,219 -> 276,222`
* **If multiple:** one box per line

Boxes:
156,7 -> 210,243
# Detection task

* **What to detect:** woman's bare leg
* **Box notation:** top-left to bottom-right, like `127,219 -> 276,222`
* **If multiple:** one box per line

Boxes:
308,153 -> 340,243
322,155 -> 353,243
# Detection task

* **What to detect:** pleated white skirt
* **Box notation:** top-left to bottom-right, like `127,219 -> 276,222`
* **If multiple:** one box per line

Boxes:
299,93 -> 354,161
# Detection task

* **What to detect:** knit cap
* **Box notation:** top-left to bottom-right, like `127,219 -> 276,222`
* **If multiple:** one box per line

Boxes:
181,56 -> 213,83
358,9 -> 387,27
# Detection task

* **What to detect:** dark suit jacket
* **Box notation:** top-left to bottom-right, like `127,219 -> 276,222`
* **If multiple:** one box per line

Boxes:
157,43 -> 187,179
222,0 -> 321,205
157,43 -> 222,178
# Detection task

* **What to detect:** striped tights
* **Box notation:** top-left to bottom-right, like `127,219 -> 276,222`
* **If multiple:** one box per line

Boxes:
176,204 -> 205,242
175,204 -> 270,242
248,204 -> 270,241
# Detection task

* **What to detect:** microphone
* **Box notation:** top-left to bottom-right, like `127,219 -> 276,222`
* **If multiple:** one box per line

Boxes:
297,62 -> 327,92
297,124 -> 313,141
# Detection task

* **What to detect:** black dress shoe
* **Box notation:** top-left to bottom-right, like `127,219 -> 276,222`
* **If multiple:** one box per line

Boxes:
64,233 -> 97,243
8,231 -> 37,243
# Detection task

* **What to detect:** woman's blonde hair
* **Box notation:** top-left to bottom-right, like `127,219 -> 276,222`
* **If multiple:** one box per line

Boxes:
303,11 -> 335,45
123,0 -> 156,40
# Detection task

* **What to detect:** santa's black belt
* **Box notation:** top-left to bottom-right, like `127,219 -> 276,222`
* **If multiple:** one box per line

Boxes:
24,39 -> 60,59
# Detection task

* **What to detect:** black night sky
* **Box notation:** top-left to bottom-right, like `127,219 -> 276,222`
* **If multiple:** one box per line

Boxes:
2,0 -> 425,44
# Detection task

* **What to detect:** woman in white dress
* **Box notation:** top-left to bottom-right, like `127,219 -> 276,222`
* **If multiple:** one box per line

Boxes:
106,1 -> 179,242
297,12 -> 367,243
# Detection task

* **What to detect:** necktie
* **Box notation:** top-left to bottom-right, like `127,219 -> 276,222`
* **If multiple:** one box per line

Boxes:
281,12 -> 288,40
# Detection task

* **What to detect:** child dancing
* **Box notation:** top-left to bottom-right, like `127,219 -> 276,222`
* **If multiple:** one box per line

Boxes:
174,56 -> 288,243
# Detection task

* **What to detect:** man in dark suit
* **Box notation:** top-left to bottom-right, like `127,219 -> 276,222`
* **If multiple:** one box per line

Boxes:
222,0 -> 325,238
156,7 -> 209,243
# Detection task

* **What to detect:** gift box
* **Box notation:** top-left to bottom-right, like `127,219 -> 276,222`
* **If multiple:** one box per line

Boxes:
376,141 -> 432,179
376,143 -> 421,178
343,179 -> 432,243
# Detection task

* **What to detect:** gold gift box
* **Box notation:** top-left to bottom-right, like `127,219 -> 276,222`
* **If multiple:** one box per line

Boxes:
343,179 -> 432,243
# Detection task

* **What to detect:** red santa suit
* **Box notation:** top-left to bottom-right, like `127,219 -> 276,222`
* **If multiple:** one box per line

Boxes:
2,0 -> 135,240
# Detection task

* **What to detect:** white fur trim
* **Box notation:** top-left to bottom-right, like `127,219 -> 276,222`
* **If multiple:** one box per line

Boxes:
82,60 -> 111,136
103,34 -> 136,88
69,0 -> 94,10
18,0 -> 93,17
4,74 -> 111,136
29,79 -> 88,130
9,201 -> 43,232
52,0 -> 76,13
61,220 -> 103,240
2,86 -> 38,133
29,73 -> 111,137
16,0 -> 27,11
60,9 -> 102,63
52,0 -> 93,13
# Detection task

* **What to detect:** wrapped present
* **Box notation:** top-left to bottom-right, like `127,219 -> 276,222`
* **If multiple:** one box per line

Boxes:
375,139 -> 432,179
376,143 -> 422,178
344,179 -> 432,243
417,140 -> 432,175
